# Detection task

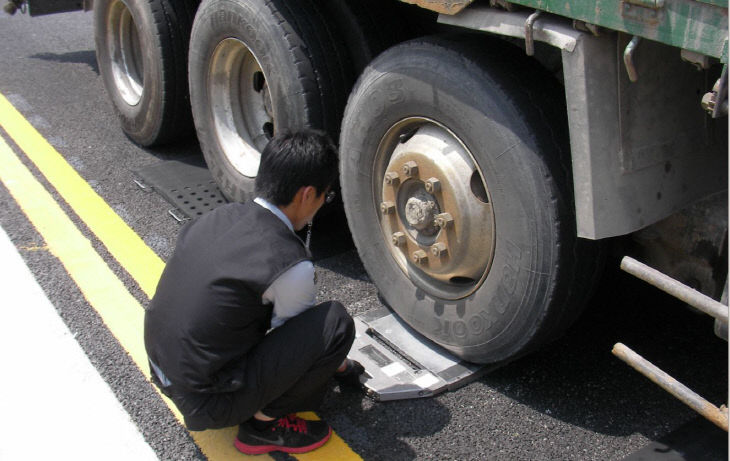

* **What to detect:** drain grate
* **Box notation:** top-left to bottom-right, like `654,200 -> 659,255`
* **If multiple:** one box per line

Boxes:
133,156 -> 229,220
169,181 -> 227,219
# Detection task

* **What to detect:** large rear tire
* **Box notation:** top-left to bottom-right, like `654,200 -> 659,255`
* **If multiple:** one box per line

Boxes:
320,0 -> 416,74
94,0 -> 196,146
188,0 -> 351,202
340,36 -> 600,363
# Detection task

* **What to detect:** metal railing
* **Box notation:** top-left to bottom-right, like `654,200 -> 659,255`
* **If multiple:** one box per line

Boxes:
612,256 -> 729,432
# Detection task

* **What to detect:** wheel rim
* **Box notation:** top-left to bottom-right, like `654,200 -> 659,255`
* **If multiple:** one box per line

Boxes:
107,0 -> 144,106
208,38 -> 274,178
374,118 -> 496,300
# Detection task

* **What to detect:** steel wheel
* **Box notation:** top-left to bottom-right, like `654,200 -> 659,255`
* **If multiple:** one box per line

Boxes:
208,38 -> 274,178
106,0 -> 144,106
95,0 -> 194,145
340,36 -> 602,363
375,118 -> 495,300
188,0 -> 352,201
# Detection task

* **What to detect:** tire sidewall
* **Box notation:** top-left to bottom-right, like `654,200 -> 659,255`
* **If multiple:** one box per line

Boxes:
94,0 -> 165,145
188,0 -> 314,202
341,43 -> 561,362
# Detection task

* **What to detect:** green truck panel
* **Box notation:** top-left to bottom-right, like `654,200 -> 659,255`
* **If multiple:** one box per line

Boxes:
507,0 -> 728,60
402,0 -> 727,61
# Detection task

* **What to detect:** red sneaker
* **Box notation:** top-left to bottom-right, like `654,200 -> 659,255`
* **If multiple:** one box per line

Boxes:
234,414 -> 332,455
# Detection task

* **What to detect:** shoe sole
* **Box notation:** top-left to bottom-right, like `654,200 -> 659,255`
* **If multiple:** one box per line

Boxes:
234,427 -> 333,455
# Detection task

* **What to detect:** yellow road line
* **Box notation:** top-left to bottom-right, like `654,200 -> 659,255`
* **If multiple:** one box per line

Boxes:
0,135 -> 248,460
0,93 -> 163,298
0,97 -> 361,461
0,137 -> 149,375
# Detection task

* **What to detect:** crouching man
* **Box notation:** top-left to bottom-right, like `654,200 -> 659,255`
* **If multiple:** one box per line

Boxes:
144,130 -> 361,455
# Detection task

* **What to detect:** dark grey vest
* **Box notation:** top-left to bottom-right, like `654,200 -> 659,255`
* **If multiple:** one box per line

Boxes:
144,202 -> 309,393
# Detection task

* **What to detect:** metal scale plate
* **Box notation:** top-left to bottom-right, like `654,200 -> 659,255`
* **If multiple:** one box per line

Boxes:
349,306 -> 489,401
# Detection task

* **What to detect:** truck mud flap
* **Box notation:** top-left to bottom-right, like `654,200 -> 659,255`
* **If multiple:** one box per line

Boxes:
25,0 -> 83,16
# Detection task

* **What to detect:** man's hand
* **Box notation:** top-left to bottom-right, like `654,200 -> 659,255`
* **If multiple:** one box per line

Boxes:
334,359 -> 365,389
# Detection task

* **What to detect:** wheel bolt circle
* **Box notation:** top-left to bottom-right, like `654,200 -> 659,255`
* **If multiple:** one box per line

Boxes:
435,212 -> 454,229
412,249 -> 428,264
431,242 -> 447,257
384,172 -> 400,186
402,161 -> 418,177
424,177 -> 441,194
392,232 -> 406,247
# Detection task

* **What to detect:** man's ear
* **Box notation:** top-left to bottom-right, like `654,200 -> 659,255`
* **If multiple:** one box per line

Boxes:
301,185 -> 318,202
291,186 -> 308,205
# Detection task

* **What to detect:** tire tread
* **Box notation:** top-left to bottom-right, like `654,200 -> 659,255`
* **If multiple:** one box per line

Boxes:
340,35 -> 604,362
188,0 -> 352,201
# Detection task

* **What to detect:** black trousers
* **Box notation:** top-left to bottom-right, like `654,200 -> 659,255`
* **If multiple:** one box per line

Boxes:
161,301 -> 355,431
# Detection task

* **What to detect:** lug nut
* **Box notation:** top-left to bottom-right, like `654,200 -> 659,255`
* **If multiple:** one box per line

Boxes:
402,161 -> 418,177
702,91 -> 717,113
424,177 -> 441,194
392,232 -> 406,247
435,212 -> 454,229
380,201 -> 396,215
412,250 -> 428,264
431,242 -> 447,257
384,172 -> 400,186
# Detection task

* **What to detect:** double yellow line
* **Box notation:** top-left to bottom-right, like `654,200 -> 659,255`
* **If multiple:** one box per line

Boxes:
0,93 -> 361,461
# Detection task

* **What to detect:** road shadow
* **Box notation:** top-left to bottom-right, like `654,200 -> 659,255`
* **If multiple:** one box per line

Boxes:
479,246 -> 728,441
138,137 -> 203,161
29,50 -> 99,75
299,204 -> 356,262
319,384 -> 452,461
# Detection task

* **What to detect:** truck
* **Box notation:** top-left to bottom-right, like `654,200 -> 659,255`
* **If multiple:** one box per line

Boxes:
7,0 -> 728,426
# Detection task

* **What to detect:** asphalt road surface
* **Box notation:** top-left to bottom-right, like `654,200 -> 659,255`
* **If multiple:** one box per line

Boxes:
0,9 -> 727,461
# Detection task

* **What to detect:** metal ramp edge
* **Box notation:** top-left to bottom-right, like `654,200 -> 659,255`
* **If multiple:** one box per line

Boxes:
348,306 -> 490,401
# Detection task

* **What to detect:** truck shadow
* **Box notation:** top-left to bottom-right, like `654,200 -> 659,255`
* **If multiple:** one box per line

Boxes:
480,252 -> 728,440
313,247 -> 726,460
29,50 -> 99,75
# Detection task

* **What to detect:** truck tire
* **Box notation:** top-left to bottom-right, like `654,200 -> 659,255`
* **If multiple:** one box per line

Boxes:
340,36 -> 600,364
188,0 -> 351,202
321,0 -> 413,74
94,0 -> 196,146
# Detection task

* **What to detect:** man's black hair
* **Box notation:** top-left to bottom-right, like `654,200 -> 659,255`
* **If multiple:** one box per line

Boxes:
254,130 -> 339,206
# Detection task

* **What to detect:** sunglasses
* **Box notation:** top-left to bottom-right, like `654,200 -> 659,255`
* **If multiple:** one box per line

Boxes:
325,190 -> 336,204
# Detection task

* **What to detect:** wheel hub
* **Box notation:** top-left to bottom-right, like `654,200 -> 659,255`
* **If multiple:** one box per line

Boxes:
107,0 -> 144,106
404,194 -> 438,233
377,120 -> 495,299
209,38 -> 273,178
